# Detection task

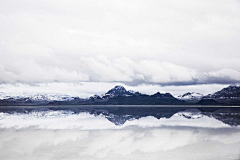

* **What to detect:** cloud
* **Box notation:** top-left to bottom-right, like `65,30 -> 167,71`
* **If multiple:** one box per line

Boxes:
1,54 -> 239,86
202,69 -> 240,84
0,0 -> 240,86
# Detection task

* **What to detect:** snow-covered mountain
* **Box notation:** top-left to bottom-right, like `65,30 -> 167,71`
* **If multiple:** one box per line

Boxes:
0,85 -> 145,105
203,85 -> 240,99
1,85 -> 240,106
89,85 -> 141,101
198,85 -> 240,105
177,92 -> 203,103
177,85 -> 240,104
177,92 -> 203,100
48,85 -> 184,105
104,85 -> 141,97
0,92 -> 75,102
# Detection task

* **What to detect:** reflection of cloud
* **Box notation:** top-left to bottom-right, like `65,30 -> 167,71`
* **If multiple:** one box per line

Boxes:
1,111 -> 240,159
0,112 -> 116,130
0,126 -> 239,160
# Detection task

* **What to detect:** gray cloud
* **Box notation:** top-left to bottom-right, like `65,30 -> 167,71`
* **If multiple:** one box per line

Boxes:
1,55 -> 240,86
0,0 -> 240,86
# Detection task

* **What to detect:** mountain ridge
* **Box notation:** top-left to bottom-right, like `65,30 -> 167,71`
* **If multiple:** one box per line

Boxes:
1,85 -> 240,106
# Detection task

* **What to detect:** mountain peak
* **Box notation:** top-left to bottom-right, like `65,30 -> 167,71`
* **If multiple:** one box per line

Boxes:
154,92 -> 161,95
178,92 -> 203,100
226,85 -> 240,90
113,85 -> 126,90
218,85 -> 240,93
106,85 -> 128,96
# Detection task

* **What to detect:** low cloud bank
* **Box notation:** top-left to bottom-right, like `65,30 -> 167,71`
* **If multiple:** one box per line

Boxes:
1,56 -> 240,86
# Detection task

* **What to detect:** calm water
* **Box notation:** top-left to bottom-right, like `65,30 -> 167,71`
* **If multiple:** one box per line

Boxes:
0,105 -> 240,160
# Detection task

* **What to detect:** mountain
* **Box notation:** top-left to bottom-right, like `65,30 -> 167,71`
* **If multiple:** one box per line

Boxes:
0,92 -> 77,106
204,85 -> 240,99
196,99 -> 221,105
105,85 -> 140,97
177,92 -> 203,103
0,92 -> 75,101
201,85 -> 240,105
48,85 -> 185,105
1,85 -> 240,106
92,91 -> 184,105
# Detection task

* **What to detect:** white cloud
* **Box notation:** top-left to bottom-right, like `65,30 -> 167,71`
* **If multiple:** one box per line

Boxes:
203,68 -> 240,82
1,54 -> 239,86
0,0 -> 240,89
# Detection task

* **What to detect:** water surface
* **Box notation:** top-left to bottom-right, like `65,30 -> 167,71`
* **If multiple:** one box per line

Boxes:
0,105 -> 240,160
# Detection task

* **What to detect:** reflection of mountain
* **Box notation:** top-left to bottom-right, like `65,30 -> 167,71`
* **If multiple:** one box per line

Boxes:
202,108 -> 240,126
176,108 -> 240,126
94,107 -> 240,126
0,106 -> 239,126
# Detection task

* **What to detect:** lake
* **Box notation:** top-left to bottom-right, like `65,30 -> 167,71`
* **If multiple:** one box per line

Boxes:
0,105 -> 240,160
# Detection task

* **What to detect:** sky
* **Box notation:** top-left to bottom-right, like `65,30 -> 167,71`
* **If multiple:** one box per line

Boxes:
0,0 -> 240,96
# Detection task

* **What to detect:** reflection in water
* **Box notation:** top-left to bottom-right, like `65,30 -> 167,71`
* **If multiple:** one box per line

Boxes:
1,106 -> 240,126
0,106 -> 240,160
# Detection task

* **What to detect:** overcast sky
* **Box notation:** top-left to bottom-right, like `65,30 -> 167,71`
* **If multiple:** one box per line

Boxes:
0,0 -> 240,96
